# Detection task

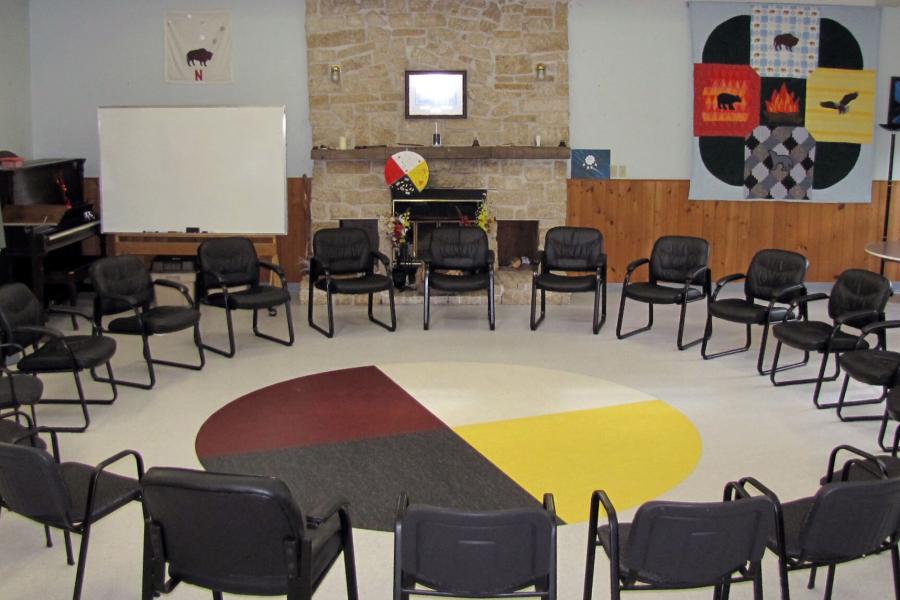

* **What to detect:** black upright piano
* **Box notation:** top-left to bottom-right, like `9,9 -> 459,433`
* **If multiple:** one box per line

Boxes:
1,158 -> 101,306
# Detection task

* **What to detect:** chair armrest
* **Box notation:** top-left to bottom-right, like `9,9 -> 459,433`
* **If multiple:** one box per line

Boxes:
307,256 -> 331,279
306,497 -> 351,528
712,272 -> 745,301
685,265 -> 710,285
858,319 -> 900,336
12,426 -> 62,461
834,309 -> 879,328
371,251 -> 391,271
825,445 -> 888,482
771,283 -> 806,303
0,341 -> 26,356
588,489 -> 619,579
199,268 -> 229,288
153,279 -> 195,305
47,305 -> 100,332
258,259 -> 286,278
781,292 -> 828,320
84,449 -> 144,522
625,257 -> 649,275
15,324 -> 66,341
97,290 -> 142,307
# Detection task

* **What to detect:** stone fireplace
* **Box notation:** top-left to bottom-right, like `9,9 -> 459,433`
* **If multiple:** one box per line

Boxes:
304,0 -> 570,303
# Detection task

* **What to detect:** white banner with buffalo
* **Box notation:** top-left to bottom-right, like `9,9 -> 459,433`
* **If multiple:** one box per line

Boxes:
165,10 -> 233,84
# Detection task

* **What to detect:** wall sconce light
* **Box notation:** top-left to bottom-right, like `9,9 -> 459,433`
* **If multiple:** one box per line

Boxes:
330,65 -> 341,83
535,63 -> 546,80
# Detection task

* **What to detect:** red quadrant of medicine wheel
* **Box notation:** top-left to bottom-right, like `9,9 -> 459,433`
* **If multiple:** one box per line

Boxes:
195,366 -> 446,459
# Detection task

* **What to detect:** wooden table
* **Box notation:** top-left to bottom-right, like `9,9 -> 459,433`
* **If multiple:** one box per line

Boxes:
865,241 -> 900,283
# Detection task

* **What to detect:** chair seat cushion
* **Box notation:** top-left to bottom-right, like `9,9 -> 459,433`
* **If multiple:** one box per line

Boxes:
107,306 -> 201,335
624,282 -> 702,304
767,497 -> 813,559
18,336 -> 117,372
203,286 -> 290,310
316,274 -> 392,295
708,299 -> 788,324
534,273 -> 598,293
429,272 -> 490,293
772,321 -> 866,352
60,462 -> 140,523
0,373 -> 43,408
839,350 -> 900,387
0,419 -> 46,449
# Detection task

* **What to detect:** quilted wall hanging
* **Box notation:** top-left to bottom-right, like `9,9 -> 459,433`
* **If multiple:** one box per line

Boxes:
689,2 -> 880,202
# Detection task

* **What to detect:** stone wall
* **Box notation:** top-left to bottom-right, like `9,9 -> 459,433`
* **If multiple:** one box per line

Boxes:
306,0 -> 569,258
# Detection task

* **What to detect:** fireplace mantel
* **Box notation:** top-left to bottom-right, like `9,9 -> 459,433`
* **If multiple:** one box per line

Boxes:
311,146 -> 570,161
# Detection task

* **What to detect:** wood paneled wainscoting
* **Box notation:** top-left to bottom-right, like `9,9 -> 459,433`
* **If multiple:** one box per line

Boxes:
567,179 -> 897,283
85,176 -> 312,283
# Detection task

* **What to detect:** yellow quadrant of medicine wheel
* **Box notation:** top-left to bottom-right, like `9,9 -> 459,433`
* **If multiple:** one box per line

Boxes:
453,400 -> 701,523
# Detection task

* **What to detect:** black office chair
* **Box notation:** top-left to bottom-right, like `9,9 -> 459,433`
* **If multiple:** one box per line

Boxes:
196,237 -> 294,357
423,227 -> 495,330
769,268 -> 892,408
0,341 -> 43,426
307,227 -> 396,338
616,235 -> 711,349
530,226 -> 607,334
89,255 -> 205,389
0,282 -> 117,432
0,409 -> 45,448
731,458 -> 900,600
584,489 -> 773,600
702,249 -> 809,374
141,467 -> 359,600
394,492 -> 557,600
832,320 -> 900,432
0,429 -> 143,600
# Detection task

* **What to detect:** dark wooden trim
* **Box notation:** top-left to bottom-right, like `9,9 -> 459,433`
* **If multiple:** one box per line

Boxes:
311,146 -> 569,161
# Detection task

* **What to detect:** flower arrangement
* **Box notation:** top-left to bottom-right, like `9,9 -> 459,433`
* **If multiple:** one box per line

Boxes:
460,200 -> 495,232
386,209 -> 411,249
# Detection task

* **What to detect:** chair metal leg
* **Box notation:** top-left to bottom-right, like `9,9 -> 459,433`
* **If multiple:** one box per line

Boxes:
877,411 -> 900,452
72,524 -> 92,600
367,287 -> 397,332
823,564 -> 836,600
201,307 -> 238,357
41,363 -> 119,433
252,300 -> 295,346
593,278 -> 606,334
891,544 -> 900,600
808,566 -> 817,589
676,298 -> 706,350
64,529 -> 74,565
769,342 -> 826,394
212,592 -> 223,600
44,524 -> 53,548
777,554 -> 792,600
530,283 -> 545,331
308,280 -> 334,337
583,537 -> 597,600
616,293 -> 653,340
488,273 -> 495,331
752,562 -> 764,600
701,319 -> 752,361
834,377 -> 886,421
423,274 -> 431,331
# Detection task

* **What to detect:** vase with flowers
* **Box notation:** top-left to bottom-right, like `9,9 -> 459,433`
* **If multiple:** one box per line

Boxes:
385,209 -> 412,288
459,200 -> 495,233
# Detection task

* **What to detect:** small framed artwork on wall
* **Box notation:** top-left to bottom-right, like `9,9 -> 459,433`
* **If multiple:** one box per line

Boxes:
888,76 -> 900,128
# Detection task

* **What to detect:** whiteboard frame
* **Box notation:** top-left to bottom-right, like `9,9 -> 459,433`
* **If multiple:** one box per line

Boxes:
98,105 -> 287,234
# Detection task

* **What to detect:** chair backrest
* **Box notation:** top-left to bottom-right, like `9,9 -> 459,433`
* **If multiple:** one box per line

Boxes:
428,227 -> 490,270
745,249 -> 808,301
623,497 -> 773,587
197,237 -> 260,295
798,476 -> 900,561
0,441 -> 73,528
0,283 -> 45,350
396,503 -> 556,596
90,255 -> 155,316
648,236 -> 710,285
543,226 -> 604,271
312,228 -> 372,276
827,268 -> 892,325
141,467 -> 306,593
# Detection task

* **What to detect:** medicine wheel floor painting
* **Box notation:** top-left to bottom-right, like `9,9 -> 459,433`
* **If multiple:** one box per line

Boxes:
195,363 -> 702,531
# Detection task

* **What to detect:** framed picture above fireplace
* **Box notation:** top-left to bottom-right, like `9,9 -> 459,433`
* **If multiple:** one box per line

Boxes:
405,70 -> 467,119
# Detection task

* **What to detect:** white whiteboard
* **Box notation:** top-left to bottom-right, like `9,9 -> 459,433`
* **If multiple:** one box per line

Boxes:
98,106 -> 286,234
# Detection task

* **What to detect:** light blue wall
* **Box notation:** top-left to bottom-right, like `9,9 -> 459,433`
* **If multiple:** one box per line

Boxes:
0,0 -> 32,157
28,0 -> 310,177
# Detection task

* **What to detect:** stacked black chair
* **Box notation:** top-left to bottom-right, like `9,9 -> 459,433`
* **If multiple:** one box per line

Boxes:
0,282 -> 117,432
141,467 -> 358,600
616,235 -> 711,349
769,268 -> 892,408
394,492 -> 557,600
730,452 -> 900,600
702,249 -> 809,374
89,255 -> 204,389
584,489 -> 773,600
530,226 -> 607,334
307,227 -> 396,338
423,227 -> 495,330
196,237 -> 294,357
0,429 -> 143,600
